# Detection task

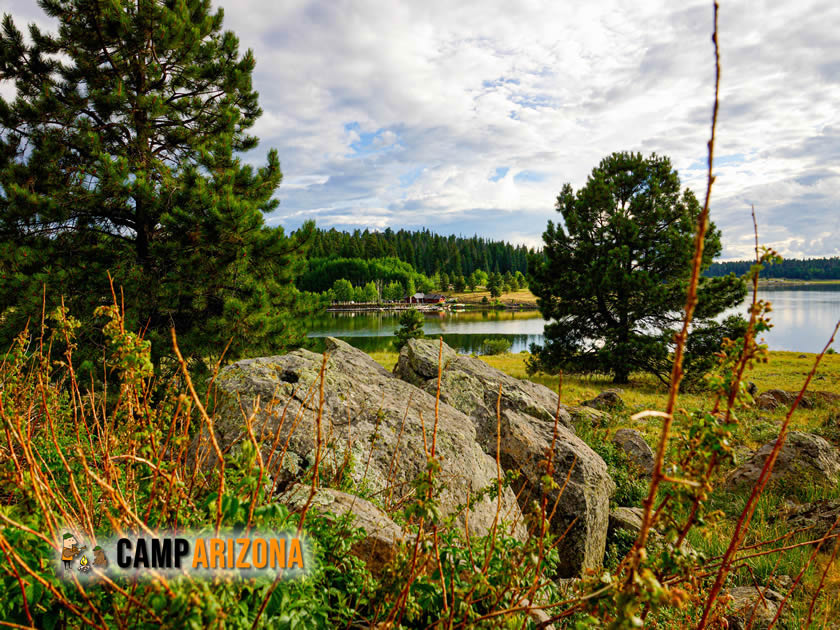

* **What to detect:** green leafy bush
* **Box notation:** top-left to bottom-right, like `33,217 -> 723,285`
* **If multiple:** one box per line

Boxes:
481,337 -> 512,355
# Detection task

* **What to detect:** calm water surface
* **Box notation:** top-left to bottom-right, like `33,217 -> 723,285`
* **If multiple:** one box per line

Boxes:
307,286 -> 840,354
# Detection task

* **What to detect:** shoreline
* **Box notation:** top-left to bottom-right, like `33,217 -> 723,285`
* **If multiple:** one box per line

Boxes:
325,303 -> 539,313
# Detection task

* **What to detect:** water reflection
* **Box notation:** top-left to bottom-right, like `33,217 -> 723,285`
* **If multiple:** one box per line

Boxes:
720,286 -> 840,353
306,286 -> 840,354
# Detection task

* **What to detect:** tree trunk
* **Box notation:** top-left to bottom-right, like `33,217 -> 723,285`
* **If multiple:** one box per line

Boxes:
613,367 -> 630,384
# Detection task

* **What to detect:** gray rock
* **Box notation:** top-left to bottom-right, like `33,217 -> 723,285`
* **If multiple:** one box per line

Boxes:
612,428 -> 655,474
782,499 -> 840,541
608,507 -> 644,537
583,389 -> 624,410
517,599 -> 555,630
725,432 -> 840,490
769,574 -> 793,593
499,408 -> 615,577
755,389 -> 814,410
568,405 -> 610,425
725,586 -> 784,630
394,339 -> 614,578
607,507 -> 696,560
207,337 -> 526,541
280,485 -> 404,574
393,338 -> 574,451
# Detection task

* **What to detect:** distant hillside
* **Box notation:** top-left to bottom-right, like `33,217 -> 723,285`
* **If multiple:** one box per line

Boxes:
305,228 -> 532,278
707,257 -> 840,280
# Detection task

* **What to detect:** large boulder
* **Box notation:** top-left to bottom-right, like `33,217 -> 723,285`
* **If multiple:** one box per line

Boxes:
608,507 -> 644,537
394,339 -> 614,577
206,338 -> 526,540
725,432 -> 840,490
280,485 -> 405,574
393,338 -> 574,450
500,409 -> 615,577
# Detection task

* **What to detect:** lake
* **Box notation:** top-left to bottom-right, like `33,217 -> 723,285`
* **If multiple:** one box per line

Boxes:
306,285 -> 840,354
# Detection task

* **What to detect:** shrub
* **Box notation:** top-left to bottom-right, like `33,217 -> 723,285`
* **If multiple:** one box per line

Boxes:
481,337 -> 512,355
393,308 -> 425,351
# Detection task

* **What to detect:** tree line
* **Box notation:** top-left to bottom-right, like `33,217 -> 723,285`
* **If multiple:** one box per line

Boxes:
299,256 -> 528,302
303,227 -> 532,278
707,257 -> 840,280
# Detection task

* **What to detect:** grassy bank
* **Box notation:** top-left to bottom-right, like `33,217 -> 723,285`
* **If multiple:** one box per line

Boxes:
758,279 -> 840,287
445,288 -> 538,306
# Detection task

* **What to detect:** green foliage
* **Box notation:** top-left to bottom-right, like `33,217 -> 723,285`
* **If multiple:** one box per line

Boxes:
682,314 -> 749,388
298,257 -> 426,294
452,275 -> 466,292
417,276 -> 436,293
438,272 -> 450,291
362,281 -> 380,303
487,272 -> 503,298
708,256 -> 840,280
393,309 -> 425,351
331,278 -> 354,302
467,273 -> 478,291
528,151 -> 747,383
306,227 -> 532,278
0,0 -> 314,371
604,528 -> 637,571
382,281 -> 405,301
481,337 -> 512,355
0,307 -> 376,629
589,437 -> 647,508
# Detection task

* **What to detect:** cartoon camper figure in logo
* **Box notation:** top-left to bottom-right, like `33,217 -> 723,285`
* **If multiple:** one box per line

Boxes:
61,533 -> 86,571
93,546 -> 109,569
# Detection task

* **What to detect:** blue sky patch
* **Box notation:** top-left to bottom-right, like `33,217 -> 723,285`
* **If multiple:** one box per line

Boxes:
489,167 -> 509,182
686,153 -> 746,171
514,170 -> 544,183
344,122 -> 399,157
399,166 -> 425,187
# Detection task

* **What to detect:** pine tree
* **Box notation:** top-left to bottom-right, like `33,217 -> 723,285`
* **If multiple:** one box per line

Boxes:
0,0 -> 314,369
487,272 -> 503,298
393,309 -> 425,351
439,271 -> 450,291
453,275 -> 466,293
528,152 -> 746,384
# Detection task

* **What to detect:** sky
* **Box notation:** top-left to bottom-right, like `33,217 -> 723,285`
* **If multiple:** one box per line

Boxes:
3,0 -> 839,260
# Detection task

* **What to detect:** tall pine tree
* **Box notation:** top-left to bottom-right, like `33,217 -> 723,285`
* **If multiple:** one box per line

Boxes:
528,152 -> 746,383
0,0 -> 314,369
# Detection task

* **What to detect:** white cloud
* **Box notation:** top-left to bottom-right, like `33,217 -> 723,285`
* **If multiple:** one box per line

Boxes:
4,0 -> 838,259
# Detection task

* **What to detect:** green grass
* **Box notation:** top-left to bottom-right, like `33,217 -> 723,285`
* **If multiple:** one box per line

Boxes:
446,288 -> 538,306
